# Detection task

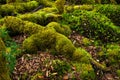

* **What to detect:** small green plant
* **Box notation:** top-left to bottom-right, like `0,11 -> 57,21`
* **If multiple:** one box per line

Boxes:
0,27 -> 21,73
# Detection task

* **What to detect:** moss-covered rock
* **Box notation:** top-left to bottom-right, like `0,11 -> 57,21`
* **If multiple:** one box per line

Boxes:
62,10 -> 120,42
94,4 -> 120,26
0,4 -> 15,17
18,10 -> 61,26
55,0 -> 65,14
23,29 -> 75,57
65,5 -> 94,13
46,22 -> 71,36
4,16 -> 44,35
73,48 -> 91,63
0,38 -> 11,80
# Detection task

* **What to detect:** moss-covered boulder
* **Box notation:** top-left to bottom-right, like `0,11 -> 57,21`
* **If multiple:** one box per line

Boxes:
4,16 -> 44,35
46,22 -> 71,36
0,38 -> 11,80
18,10 -> 61,26
62,10 -> 120,42
94,4 -> 120,26
23,29 -> 75,57
0,4 -> 15,17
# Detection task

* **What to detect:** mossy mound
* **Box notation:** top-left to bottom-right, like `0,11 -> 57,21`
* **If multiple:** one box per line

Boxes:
46,22 -> 71,36
18,10 -> 61,26
72,62 -> 95,80
0,38 -> 11,80
73,48 -> 91,63
62,10 -> 120,42
23,29 -> 75,57
0,4 -> 15,17
94,4 -> 120,26
0,1 -> 39,17
3,16 -> 44,35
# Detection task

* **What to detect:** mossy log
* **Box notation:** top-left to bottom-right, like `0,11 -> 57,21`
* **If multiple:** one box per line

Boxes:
0,38 -> 11,80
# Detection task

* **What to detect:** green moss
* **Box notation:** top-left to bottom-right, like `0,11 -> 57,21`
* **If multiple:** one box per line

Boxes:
73,48 -> 91,63
65,5 -> 94,13
81,0 -> 95,4
117,70 -> 120,77
4,16 -> 44,35
63,10 -> 120,42
82,37 -> 92,46
46,22 -> 71,36
23,29 -> 56,53
31,73 -> 43,80
55,0 -> 65,13
18,10 -> 61,26
0,38 -> 11,80
94,4 -> 120,26
106,44 -> 120,64
72,62 -> 95,80
0,4 -> 15,17
23,29 -> 75,57
55,33 -> 75,56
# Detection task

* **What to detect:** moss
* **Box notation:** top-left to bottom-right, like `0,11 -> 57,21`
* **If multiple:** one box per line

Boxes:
22,1 -> 39,11
94,4 -> 120,26
82,37 -> 92,46
23,29 -> 75,57
72,62 -> 95,80
0,4 -> 15,17
18,10 -> 61,26
0,38 -> 11,80
31,73 -> 43,80
63,10 -> 120,42
81,0 -> 95,4
23,29 -> 56,53
55,33 -> 75,57
4,16 -> 44,35
65,5 -> 94,12
55,0 -> 65,14
40,7 -> 58,13
117,70 -> 120,77
46,22 -> 71,36
73,48 -> 91,63
106,44 -> 120,64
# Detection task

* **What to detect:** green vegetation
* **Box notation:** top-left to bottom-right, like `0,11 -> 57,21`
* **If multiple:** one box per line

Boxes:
62,10 -> 120,42
0,0 -> 120,80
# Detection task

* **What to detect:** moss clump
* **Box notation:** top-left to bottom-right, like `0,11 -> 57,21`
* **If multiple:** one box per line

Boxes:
72,62 -> 95,80
63,10 -> 120,42
94,4 -> 120,26
46,22 -> 71,36
73,48 -> 90,63
55,0 -> 65,14
23,29 -> 75,57
18,10 -> 61,26
4,16 -> 44,35
106,44 -> 120,65
55,33 -> 75,57
0,38 -> 11,80
0,4 -> 15,17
